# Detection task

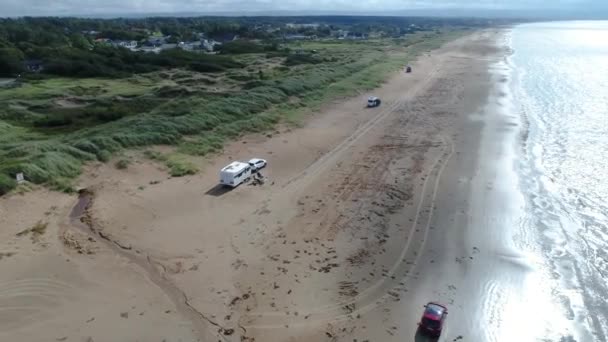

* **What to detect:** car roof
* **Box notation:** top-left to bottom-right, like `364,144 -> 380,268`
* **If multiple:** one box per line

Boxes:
368,96 -> 378,100
248,158 -> 264,163
424,303 -> 446,319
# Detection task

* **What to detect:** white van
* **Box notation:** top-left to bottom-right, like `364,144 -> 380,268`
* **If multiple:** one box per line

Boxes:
219,161 -> 252,188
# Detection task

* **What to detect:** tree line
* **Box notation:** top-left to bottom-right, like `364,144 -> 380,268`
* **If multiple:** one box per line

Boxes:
0,16 -> 498,77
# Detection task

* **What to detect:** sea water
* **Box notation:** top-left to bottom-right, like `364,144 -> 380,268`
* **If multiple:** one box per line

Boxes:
511,21 -> 608,341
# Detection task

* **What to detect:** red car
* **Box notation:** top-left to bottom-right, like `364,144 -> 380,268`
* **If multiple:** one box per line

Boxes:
418,302 -> 448,337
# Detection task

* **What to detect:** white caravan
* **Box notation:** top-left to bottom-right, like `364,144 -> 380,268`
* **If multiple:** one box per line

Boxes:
219,161 -> 252,187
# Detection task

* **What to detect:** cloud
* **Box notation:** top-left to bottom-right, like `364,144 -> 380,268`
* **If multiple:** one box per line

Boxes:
1,0 -> 607,16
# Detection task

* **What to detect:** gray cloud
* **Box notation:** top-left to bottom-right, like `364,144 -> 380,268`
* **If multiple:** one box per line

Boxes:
1,0 -> 607,17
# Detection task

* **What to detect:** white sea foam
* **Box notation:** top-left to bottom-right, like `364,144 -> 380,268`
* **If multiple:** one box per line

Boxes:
512,21 -> 608,342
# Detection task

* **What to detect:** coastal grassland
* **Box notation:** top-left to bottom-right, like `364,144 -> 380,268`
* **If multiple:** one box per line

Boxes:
0,30 -> 467,194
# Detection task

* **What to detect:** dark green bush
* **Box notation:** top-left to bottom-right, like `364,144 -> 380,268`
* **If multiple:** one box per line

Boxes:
218,41 -> 266,54
284,53 -> 324,66
0,47 -> 25,76
92,107 -> 128,122
166,157 -> 198,177
115,158 -> 130,169
0,173 -> 16,195
28,46 -> 244,78
33,115 -> 73,127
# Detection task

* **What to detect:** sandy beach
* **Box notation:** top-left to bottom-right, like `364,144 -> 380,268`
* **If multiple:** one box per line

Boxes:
0,29 -> 506,342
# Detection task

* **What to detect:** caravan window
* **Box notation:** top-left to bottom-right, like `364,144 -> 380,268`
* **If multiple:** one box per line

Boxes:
237,172 -> 243,178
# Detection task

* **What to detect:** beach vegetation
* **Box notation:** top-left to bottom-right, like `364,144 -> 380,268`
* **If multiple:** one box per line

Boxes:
0,16 -> 480,195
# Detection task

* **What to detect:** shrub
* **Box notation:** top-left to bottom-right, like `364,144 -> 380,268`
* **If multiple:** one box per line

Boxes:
166,156 -> 198,177
115,158 -> 130,169
265,51 -> 290,58
177,134 -> 225,156
284,54 -> 324,66
0,47 -> 24,76
218,41 -> 266,54
94,108 -> 128,122
33,115 -> 73,127
47,177 -> 74,193
0,173 -> 16,195
97,150 -> 111,162
29,45 -> 243,78
143,150 -> 166,161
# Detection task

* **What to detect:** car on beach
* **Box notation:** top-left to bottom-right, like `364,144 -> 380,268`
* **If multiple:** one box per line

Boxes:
367,96 -> 381,107
418,302 -> 448,337
248,158 -> 267,171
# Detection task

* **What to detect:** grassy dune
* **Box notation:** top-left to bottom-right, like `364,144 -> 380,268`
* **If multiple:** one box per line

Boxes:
0,30 -> 466,194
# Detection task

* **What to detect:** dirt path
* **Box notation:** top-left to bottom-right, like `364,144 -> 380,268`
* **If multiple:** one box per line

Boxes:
0,29 -> 504,342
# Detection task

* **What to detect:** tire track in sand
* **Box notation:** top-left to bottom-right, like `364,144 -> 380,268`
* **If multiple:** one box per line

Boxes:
242,131 -> 455,329
281,65 -> 443,195
66,192 -> 237,342
240,62 -> 457,328
0,278 -> 77,332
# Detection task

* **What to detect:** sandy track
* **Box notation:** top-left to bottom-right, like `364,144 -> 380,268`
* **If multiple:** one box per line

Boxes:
0,30 -> 504,342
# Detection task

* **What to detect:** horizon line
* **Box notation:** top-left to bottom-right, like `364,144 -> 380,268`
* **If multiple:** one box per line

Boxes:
2,8 -> 608,20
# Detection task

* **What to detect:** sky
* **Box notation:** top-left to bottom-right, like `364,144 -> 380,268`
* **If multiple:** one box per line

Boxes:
2,0 -> 608,17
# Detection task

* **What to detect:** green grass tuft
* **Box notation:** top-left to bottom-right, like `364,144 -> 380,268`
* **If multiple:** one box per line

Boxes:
115,158 -> 131,170
0,173 -> 16,195
166,155 -> 198,177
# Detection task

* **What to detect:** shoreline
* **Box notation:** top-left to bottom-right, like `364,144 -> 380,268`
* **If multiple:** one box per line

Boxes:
0,29 -> 506,342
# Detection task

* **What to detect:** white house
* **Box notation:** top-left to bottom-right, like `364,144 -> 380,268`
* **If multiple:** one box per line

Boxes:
202,39 -> 221,52
138,46 -> 161,54
112,40 -> 138,50
178,41 -> 202,51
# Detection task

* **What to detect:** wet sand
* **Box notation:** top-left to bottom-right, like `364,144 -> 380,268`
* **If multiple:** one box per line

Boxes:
0,29 -> 507,342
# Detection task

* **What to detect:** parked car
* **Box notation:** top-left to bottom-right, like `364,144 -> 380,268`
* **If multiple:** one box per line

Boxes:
418,302 -> 448,337
248,158 -> 267,171
367,96 -> 381,107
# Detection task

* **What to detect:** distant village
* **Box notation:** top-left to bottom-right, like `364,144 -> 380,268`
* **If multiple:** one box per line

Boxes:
82,22 -> 424,54
0,17 -> 437,77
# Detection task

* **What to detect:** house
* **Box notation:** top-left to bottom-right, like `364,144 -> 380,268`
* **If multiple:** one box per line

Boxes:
112,40 -> 138,50
284,34 -> 306,40
347,33 -> 368,40
147,36 -> 170,46
24,60 -> 44,72
202,39 -> 221,52
286,23 -> 319,29
334,30 -> 349,39
178,41 -> 201,51
159,43 -> 178,51
138,46 -> 161,54
284,34 -> 317,41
